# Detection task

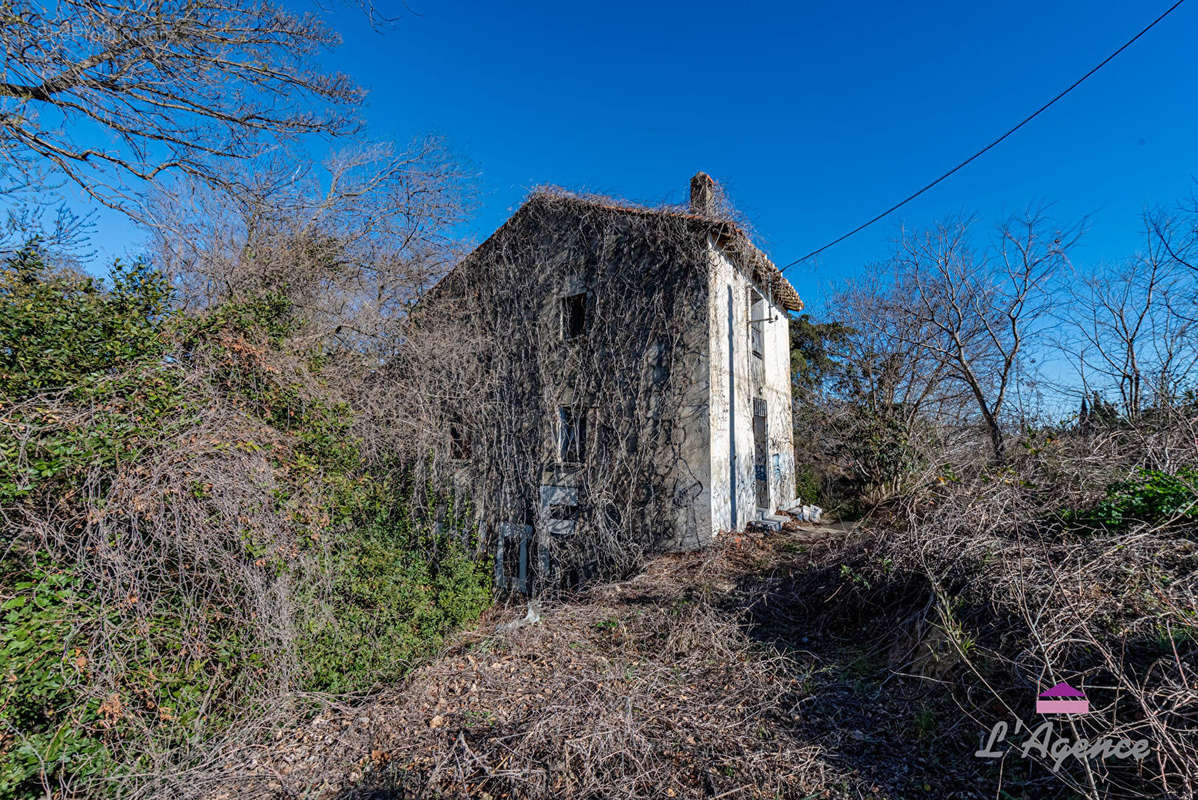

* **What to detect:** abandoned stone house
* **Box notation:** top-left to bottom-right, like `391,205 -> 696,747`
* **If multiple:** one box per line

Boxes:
419,173 -> 802,592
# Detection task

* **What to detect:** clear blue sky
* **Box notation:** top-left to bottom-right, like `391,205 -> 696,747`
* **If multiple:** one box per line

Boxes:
87,0 -> 1198,317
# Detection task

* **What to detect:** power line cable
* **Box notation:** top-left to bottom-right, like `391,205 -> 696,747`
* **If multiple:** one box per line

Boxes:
780,0 -> 1188,274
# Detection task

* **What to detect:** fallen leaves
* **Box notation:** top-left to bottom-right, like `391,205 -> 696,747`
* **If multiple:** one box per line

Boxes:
97,693 -> 124,726
204,535 -> 860,799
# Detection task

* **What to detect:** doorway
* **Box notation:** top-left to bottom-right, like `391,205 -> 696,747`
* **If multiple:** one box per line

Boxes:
753,398 -> 769,510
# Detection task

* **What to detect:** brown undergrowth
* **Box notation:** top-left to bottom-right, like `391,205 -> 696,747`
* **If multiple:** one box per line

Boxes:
773,427 -> 1198,800
199,527 -> 1032,800
194,534 -> 855,800
189,427 -> 1198,800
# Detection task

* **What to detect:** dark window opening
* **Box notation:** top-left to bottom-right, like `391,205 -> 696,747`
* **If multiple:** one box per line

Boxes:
747,289 -> 765,360
558,406 -> 586,463
449,422 -> 470,460
547,503 -> 579,521
561,292 -> 587,340
651,337 -> 669,384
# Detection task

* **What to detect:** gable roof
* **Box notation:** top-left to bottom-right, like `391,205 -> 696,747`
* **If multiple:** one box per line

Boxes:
432,190 -> 803,312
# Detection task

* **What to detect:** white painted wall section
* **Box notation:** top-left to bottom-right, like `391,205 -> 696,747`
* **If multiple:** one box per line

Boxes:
706,240 -> 795,534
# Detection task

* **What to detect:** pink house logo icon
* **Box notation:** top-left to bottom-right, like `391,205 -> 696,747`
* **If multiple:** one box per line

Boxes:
1036,682 -> 1089,714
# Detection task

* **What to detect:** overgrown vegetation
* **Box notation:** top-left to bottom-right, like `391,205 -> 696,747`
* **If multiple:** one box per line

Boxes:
0,245 -> 491,798
1064,465 -> 1198,532
198,539 -> 858,800
786,207 -> 1198,799
821,435 -> 1198,799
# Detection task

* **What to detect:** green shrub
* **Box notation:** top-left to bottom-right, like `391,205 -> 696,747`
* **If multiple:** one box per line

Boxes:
0,363 -> 189,506
794,466 -> 820,506
0,242 -> 171,400
0,558 -> 113,799
299,520 -> 491,693
0,247 -> 493,797
1064,466 -> 1198,532
847,412 -> 917,495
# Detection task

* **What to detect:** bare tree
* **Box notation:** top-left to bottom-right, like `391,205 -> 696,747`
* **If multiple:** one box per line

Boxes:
833,274 -> 958,425
1147,204 -> 1198,274
1065,216 -> 1198,419
0,0 -> 364,210
149,136 -> 474,359
883,212 -> 1079,461
797,275 -> 974,500
0,196 -> 94,256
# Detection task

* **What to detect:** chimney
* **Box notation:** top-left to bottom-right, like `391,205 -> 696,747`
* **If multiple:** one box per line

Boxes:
689,172 -> 715,216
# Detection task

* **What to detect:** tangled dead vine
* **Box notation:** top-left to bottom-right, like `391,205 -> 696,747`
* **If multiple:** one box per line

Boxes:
0,301 -> 487,797
386,188 -> 778,588
176,539 -> 852,800
809,420 -> 1198,800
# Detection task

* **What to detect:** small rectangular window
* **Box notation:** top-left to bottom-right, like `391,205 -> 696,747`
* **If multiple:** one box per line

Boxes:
561,293 -> 587,340
748,289 -> 765,360
449,422 -> 470,460
547,503 -> 579,521
650,337 -> 669,384
558,405 -> 586,463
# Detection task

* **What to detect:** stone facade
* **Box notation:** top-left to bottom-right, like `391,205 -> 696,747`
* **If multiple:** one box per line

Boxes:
422,175 -> 801,591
